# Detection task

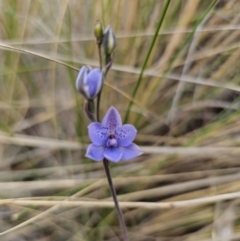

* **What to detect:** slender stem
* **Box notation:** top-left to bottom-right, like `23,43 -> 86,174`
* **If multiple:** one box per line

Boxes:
98,43 -> 102,70
96,43 -> 102,121
95,36 -> 128,241
96,91 -> 102,121
85,100 -> 96,122
103,158 -> 129,241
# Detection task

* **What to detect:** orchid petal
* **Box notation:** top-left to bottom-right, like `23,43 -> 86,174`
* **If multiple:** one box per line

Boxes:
76,66 -> 88,96
85,144 -> 104,161
102,106 -> 122,134
104,147 -> 122,162
115,124 -> 137,147
88,122 -> 108,146
87,68 -> 103,99
119,143 -> 142,161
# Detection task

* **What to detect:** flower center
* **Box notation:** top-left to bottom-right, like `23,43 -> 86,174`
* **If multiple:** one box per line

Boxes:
106,135 -> 117,147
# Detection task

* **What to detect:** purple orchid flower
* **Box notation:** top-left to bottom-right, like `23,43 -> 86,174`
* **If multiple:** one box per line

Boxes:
86,106 -> 142,162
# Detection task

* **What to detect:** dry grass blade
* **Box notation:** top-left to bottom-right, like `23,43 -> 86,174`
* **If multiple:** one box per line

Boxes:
0,191 -> 240,211
0,180 -> 104,237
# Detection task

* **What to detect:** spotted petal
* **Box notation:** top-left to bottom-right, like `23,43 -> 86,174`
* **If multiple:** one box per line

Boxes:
119,143 -> 142,161
88,122 -> 108,146
85,144 -> 104,161
104,147 -> 122,163
115,124 -> 137,147
102,106 -> 122,134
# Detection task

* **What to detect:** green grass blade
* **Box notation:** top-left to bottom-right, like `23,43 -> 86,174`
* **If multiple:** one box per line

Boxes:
123,0 -> 172,123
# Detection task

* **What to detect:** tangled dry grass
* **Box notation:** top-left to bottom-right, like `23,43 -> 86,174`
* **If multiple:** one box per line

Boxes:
0,0 -> 240,240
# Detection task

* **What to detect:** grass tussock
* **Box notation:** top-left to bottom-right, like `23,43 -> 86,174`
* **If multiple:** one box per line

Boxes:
0,0 -> 240,240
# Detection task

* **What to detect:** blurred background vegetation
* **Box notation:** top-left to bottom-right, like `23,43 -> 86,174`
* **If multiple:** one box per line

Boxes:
0,0 -> 240,240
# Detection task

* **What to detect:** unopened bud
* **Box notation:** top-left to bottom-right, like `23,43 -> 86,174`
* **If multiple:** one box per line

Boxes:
76,66 -> 103,100
94,20 -> 104,44
103,26 -> 116,56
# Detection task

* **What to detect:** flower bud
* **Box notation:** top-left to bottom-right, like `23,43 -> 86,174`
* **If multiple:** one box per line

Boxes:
94,20 -> 104,44
103,26 -> 116,56
76,66 -> 103,100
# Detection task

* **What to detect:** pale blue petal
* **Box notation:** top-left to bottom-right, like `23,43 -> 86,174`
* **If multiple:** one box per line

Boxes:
115,124 -> 137,147
88,122 -> 108,146
87,69 -> 102,99
104,147 -> 122,163
76,66 -> 87,94
119,143 -> 142,161
85,144 -> 104,161
102,106 -> 122,134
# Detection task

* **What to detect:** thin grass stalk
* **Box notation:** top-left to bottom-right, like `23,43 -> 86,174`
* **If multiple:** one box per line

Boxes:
148,0 -> 219,106
123,0 -> 172,123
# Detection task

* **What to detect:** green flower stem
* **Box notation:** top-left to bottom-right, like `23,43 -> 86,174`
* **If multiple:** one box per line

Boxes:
98,43 -> 102,70
96,43 -> 102,121
96,90 -> 102,122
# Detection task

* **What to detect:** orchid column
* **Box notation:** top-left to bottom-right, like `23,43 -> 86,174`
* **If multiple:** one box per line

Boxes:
76,21 -> 142,241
